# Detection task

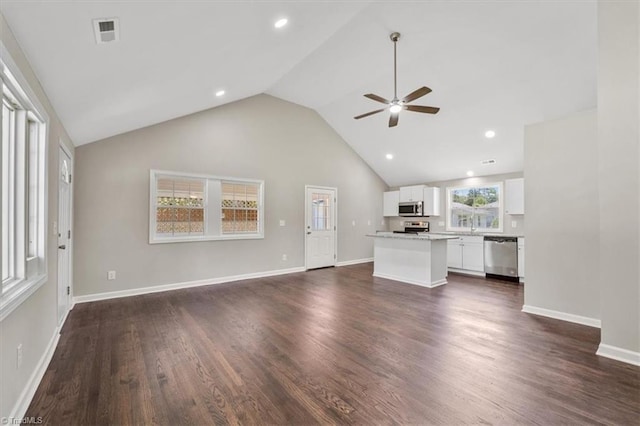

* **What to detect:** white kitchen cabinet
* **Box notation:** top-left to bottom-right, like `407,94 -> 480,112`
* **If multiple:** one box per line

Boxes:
517,237 -> 525,279
446,239 -> 463,269
505,178 -> 525,215
423,187 -> 441,216
399,185 -> 425,202
447,236 -> 485,273
383,191 -> 400,217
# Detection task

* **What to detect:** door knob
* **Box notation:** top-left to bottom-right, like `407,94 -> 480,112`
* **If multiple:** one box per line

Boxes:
58,245 -> 66,250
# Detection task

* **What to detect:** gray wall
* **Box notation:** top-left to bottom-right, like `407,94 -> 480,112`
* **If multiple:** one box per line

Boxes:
523,110 -> 600,321
74,94 -> 388,296
388,172 -> 525,234
597,1 -> 639,354
0,12 -> 75,419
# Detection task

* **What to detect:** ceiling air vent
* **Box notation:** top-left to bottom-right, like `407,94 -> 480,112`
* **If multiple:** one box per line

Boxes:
93,18 -> 120,44
481,159 -> 497,165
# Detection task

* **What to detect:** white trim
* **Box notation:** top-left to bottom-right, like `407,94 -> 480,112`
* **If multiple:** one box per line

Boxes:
521,305 -> 601,328
8,326 -> 60,421
336,258 -> 373,267
73,266 -> 306,304
373,272 -> 447,289
596,343 -> 640,366
0,274 -> 47,321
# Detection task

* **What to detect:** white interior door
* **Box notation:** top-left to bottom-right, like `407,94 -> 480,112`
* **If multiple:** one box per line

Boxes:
305,186 -> 337,270
57,147 -> 72,325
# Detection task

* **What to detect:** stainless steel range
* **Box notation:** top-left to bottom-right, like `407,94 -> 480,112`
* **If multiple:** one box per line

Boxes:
393,221 -> 430,234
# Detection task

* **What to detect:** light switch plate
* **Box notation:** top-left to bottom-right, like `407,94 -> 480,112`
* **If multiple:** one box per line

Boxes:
279,220 -> 285,227
511,221 -> 518,228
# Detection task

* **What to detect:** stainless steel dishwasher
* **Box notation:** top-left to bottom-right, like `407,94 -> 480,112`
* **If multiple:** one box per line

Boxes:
484,236 -> 518,279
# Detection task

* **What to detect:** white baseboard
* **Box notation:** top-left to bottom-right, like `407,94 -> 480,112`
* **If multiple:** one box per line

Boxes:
73,266 -> 306,304
9,327 -> 60,421
336,258 -> 373,267
522,305 -> 601,328
596,343 -> 640,366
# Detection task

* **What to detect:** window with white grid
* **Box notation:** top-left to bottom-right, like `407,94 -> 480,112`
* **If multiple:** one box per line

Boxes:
150,170 -> 264,243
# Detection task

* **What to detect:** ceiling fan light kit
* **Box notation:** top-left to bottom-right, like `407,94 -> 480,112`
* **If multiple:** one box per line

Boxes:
354,32 -> 440,127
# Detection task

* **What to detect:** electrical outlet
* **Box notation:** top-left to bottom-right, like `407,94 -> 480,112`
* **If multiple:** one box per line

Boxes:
381,220 -> 385,225
17,344 -> 22,369
282,254 -> 287,261
279,220 -> 285,227
352,220 -> 356,226
107,270 -> 116,280
511,221 -> 518,228
438,221 -> 445,227
367,220 -> 371,226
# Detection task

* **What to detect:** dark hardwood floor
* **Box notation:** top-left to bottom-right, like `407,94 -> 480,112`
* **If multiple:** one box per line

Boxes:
28,264 -> 639,425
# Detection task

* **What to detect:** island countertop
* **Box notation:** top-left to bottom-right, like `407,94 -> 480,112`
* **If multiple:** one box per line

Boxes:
367,232 -> 459,241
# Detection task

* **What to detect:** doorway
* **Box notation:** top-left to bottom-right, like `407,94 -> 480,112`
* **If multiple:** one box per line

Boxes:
57,145 -> 72,325
305,186 -> 337,270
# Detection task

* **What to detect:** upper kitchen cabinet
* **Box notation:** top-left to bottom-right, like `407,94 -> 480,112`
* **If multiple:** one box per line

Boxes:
505,178 -> 525,215
383,191 -> 400,217
423,187 -> 441,216
399,185 -> 425,202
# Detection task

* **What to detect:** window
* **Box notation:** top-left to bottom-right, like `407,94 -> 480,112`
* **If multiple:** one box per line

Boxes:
446,183 -> 503,232
1,50 -> 49,320
150,170 -> 264,243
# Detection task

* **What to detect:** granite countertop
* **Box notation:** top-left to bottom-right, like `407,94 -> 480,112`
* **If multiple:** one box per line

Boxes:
429,232 -> 525,238
367,232 -> 459,241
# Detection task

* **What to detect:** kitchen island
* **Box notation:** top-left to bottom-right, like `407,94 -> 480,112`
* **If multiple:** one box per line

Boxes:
367,233 -> 459,288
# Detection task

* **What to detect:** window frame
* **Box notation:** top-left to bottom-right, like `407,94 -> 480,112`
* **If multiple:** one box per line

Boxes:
446,182 -> 504,233
1,41 -> 50,322
149,169 -> 264,244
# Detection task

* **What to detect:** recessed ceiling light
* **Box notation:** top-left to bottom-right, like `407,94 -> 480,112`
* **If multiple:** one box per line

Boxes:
485,130 -> 496,139
274,18 -> 288,28
386,153 -> 394,160
215,90 -> 225,97
466,170 -> 474,177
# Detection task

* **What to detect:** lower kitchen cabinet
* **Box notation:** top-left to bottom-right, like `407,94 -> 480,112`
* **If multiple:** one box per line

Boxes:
447,236 -> 484,273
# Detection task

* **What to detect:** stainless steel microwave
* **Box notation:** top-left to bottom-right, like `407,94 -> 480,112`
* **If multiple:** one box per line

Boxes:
398,201 -> 424,217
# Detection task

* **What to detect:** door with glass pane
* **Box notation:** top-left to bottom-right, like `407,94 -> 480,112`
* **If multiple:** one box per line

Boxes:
305,186 -> 337,270
57,147 -> 72,325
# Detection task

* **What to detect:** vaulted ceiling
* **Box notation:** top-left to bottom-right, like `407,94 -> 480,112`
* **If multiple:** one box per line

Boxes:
0,1 -> 596,186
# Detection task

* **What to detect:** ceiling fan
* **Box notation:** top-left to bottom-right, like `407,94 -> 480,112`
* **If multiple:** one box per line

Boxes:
354,32 -> 440,127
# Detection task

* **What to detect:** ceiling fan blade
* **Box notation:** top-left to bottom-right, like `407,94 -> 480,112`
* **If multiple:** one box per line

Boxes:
389,113 -> 399,127
402,86 -> 432,103
404,105 -> 440,114
354,108 -> 386,120
364,93 -> 391,104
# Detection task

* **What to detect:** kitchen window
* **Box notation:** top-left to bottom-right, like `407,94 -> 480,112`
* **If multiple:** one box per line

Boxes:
446,183 -> 503,232
1,54 -> 49,321
149,170 -> 264,243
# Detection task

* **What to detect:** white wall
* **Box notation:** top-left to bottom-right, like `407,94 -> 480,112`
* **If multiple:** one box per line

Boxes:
0,12 -> 75,419
523,110 -> 600,323
596,0 -> 639,359
73,94 -> 388,297
388,172 -> 525,235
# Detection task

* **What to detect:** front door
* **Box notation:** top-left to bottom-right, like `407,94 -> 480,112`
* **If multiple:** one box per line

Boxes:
57,147 -> 72,325
305,186 -> 337,270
